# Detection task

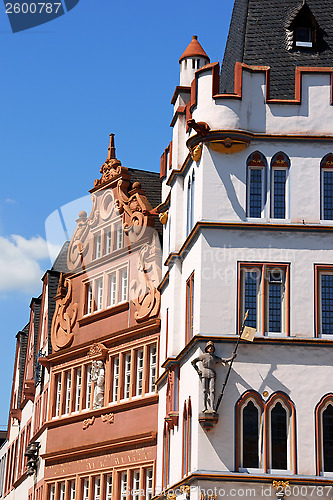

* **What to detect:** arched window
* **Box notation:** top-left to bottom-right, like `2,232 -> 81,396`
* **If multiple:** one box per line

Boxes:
315,394 -> 333,475
247,152 -> 266,218
321,154 -> 333,220
236,391 -> 264,471
162,422 -> 171,489
271,153 -> 290,219
266,393 -> 296,473
186,171 -> 195,236
237,391 -> 296,473
182,398 -> 192,476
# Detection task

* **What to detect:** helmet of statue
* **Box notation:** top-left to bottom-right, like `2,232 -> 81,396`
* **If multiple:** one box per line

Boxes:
205,341 -> 215,353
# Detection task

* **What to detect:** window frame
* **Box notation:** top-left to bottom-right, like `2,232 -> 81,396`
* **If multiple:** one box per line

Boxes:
316,394 -> 333,477
236,392 -> 264,473
246,152 -> 267,219
185,272 -> 195,344
320,154 -> 333,221
270,153 -> 290,220
238,263 -> 290,337
315,265 -> 333,338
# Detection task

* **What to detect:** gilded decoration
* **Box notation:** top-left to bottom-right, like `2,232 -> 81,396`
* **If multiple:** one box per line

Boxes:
130,237 -> 161,322
190,143 -> 203,162
82,416 -> 95,430
101,413 -> 114,424
51,274 -> 78,352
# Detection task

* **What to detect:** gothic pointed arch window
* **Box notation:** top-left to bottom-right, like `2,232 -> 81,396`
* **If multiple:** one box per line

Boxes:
186,170 -> 195,236
247,152 -> 267,219
270,153 -> 290,219
236,391 -> 264,471
315,394 -> 333,475
321,154 -> 333,221
266,393 -> 296,473
182,397 -> 192,476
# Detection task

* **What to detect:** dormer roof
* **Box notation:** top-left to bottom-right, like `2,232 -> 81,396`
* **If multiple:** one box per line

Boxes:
220,0 -> 333,100
179,35 -> 210,63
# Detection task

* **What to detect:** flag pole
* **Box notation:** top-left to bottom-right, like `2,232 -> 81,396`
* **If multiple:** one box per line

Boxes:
214,310 -> 249,412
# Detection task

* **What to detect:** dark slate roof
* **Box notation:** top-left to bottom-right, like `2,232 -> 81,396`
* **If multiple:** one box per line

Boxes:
17,324 -> 29,407
51,241 -> 69,273
220,0 -> 333,99
128,168 -> 162,235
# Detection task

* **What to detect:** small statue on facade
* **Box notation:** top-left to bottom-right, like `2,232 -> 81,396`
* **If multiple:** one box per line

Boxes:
91,360 -> 105,409
191,341 -> 235,413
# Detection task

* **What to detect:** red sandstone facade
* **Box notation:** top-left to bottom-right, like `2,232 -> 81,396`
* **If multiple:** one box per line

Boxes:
2,136 -> 161,500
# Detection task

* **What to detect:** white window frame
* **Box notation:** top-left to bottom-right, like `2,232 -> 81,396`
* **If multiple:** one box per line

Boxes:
106,474 -> 112,500
75,367 -> 82,412
70,480 -> 76,500
94,476 -> 101,500
83,478 -> 89,500
49,484 -> 55,500
59,482 -> 65,500
120,472 -> 127,500
55,374 -> 62,417
112,356 -> 119,403
65,371 -> 71,415
95,233 -> 101,259
86,365 -> 92,410
105,227 -> 112,254
109,272 -> 117,307
145,468 -> 153,500
136,349 -> 144,396
149,345 -> 157,394
124,353 -> 131,400
96,277 -> 103,311
116,223 -> 124,250
86,283 -> 93,315
132,470 -> 140,500
239,398 -> 264,473
119,267 -> 128,303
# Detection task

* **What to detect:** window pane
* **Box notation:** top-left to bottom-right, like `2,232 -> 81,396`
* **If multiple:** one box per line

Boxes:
83,479 -> 89,500
87,283 -> 93,314
124,354 -> 131,399
323,171 -> 333,220
106,474 -> 112,500
133,470 -> 140,500
86,365 -> 92,409
75,368 -> 81,412
268,271 -> 283,333
96,278 -> 103,311
121,472 -> 127,500
242,401 -> 259,468
244,271 -> 259,329
136,350 -> 144,396
321,274 -> 333,334
323,404 -> 333,472
273,169 -> 286,219
109,273 -> 117,307
249,169 -> 262,218
271,402 -> 288,469
146,468 -> 153,500
112,356 -> 119,402
149,345 -> 157,393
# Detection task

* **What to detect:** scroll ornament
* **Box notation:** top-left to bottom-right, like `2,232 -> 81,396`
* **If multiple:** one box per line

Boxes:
51,276 -> 78,351
130,239 -> 161,322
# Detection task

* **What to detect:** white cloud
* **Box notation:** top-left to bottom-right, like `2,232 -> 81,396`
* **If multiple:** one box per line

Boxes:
0,235 -> 54,293
4,198 -> 16,204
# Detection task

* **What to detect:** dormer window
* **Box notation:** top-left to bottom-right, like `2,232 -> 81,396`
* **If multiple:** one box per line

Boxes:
295,27 -> 312,47
287,2 -> 318,51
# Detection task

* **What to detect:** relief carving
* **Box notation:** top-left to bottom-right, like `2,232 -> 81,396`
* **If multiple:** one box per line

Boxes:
51,275 -> 78,352
82,416 -> 95,430
87,343 -> 107,359
91,360 -> 105,409
130,239 -> 161,322
101,413 -> 114,424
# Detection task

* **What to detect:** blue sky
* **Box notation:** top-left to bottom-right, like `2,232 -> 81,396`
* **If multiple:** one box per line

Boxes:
0,0 -> 234,426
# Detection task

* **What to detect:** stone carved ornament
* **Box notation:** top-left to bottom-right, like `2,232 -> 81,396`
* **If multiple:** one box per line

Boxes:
51,274 -> 78,352
130,236 -> 161,321
91,360 -> 105,409
67,135 -> 156,272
